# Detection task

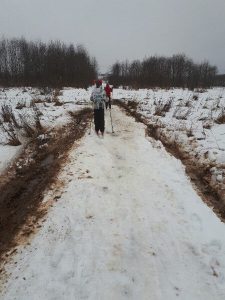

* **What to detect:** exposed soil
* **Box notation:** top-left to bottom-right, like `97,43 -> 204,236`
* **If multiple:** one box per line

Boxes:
114,99 -> 225,222
0,108 -> 92,269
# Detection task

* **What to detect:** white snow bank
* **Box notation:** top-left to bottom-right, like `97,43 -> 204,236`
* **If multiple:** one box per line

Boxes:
114,87 -> 225,184
0,145 -> 22,172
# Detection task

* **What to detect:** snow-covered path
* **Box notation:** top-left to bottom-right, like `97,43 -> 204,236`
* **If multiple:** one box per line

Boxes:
2,107 -> 225,300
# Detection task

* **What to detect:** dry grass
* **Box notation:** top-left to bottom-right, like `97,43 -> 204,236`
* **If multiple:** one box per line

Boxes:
52,89 -> 64,106
16,100 -> 26,110
186,125 -> 194,138
192,94 -> 199,101
30,98 -> 45,108
154,99 -> 172,117
20,107 -> 45,139
174,108 -> 192,120
1,122 -> 21,146
185,99 -> 192,107
0,103 -> 45,145
39,87 -> 53,96
195,88 -> 207,93
125,100 -> 138,111
54,98 -> 64,106
0,104 -> 21,145
202,121 -> 213,129
0,104 -> 20,128
215,108 -> 225,124
0,104 -> 13,123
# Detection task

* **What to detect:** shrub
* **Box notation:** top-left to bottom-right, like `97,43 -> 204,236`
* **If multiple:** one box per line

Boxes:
195,88 -> 207,93
16,100 -> 26,110
154,99 -> 172,117
20,108 -> 45,138
192,94 -> 199,101
1,122 -> 21,146
174,108 -> 192,120
40,87 -> 51,95
0,104 -> 20,128
52,89 -> 64,106
215,108 -> 225,124
0,104 -> 12,123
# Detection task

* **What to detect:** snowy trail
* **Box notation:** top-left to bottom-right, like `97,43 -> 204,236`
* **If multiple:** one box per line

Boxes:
1,106 -> 225,300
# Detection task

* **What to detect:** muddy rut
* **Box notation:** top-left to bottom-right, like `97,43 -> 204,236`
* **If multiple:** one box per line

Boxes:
0,108 -> 92,269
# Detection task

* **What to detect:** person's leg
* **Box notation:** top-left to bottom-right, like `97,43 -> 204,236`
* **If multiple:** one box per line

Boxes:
94,109 -> 99,134
109,99 -> 111,109
105,101 -> 108,110
99,108 -> 105,135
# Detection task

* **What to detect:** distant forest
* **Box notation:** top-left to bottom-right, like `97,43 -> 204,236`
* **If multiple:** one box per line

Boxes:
108,55 -> 218,89
0,38 -> 97,87
0,38 -> 222,89
215,74 -> 225,87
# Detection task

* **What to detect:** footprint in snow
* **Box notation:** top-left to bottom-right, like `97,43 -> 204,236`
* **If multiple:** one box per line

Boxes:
201,240 -> 222,255
86,215 -> 94,220
190,213 -> 203,230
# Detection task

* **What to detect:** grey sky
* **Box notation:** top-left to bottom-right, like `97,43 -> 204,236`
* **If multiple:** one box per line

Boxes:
1,0 -> 225,73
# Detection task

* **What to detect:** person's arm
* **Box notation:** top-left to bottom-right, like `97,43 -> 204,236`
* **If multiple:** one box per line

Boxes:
102,89 -> 107,102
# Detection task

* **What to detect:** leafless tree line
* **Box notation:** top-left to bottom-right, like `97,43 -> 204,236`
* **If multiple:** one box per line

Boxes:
215,74 -> 225,87
108,54 -> 217,89
0,38 -> 97,87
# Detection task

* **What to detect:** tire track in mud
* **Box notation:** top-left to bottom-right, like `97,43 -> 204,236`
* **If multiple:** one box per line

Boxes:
0,108 -> 92,273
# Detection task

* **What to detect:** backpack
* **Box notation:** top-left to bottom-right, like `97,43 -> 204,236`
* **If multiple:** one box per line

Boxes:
91,86 -> 105,109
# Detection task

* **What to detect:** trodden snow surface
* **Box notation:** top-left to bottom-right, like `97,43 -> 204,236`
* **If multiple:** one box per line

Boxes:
1,107 -> 225,300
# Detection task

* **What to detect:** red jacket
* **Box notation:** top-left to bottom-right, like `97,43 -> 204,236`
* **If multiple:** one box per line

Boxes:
105,84 -> 111,97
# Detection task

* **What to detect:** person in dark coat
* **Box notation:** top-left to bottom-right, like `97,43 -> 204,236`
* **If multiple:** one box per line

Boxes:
90,80 -> 106,136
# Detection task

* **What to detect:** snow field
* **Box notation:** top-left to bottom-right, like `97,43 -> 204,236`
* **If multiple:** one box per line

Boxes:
1,107 -> 225,300
1,86 -> 225,187
114,87 -> 225,186
0,87 -> 91,172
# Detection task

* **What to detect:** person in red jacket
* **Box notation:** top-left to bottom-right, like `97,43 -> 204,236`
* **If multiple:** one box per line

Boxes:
104,83 -> 112,109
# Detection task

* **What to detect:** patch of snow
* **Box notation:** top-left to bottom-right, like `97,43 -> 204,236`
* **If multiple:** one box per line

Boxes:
0,145 -> 22,173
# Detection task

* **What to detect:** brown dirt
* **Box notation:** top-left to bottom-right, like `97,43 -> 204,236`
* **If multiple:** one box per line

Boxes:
216,114 -> 225,124
0,108 -> 92,269
114,99 -> 225,222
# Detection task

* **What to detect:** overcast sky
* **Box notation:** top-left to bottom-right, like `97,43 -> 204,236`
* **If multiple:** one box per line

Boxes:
1,0 -> 225,73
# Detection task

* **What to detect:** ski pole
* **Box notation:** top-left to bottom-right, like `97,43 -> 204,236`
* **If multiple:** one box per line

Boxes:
88,117 -> 92,135
109,108 -> 114,133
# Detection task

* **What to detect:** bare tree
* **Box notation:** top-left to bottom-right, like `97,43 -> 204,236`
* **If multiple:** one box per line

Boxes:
108,54 -> 217,89
0,38 -> 97,87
